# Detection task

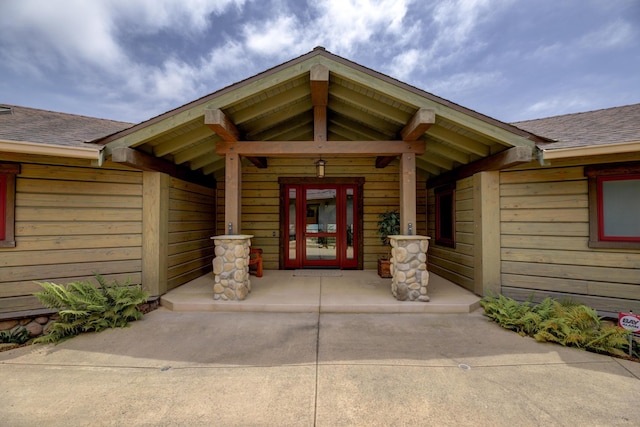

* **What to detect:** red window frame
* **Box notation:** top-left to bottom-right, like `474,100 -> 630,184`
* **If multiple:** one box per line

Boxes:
585,162 -> 640,249
0,163 -> 20,248
596,173 -> 640,243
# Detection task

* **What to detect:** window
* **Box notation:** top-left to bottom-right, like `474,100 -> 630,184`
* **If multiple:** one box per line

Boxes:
0,163 -> 20,248
435,184 -> 455,248
585,162 -> 640,249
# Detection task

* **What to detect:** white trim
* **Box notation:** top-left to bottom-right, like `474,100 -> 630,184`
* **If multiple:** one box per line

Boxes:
0,139 -> 102,160
542,140 -> 640,160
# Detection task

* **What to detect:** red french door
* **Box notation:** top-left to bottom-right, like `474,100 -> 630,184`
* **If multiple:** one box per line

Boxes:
284,184 -> 358,269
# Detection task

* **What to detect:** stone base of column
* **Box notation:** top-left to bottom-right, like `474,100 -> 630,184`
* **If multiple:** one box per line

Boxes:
210,235 -> 253,301
389,235 -> 431,302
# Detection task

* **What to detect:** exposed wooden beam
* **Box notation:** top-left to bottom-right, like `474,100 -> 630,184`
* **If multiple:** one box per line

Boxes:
310,64 -> 329,106
330,84 -> 411,124
426,125 -> 490,157
111,147 -> 212,186
246,156 -> 268,168
205,108 -> 241,142
225,153 -> 242,234
424,140 -> 470,165
174,140 -> 217,165
331,116 -> 390,141
243,99 -> 312,135
416,158 -> 441,175
375,156 -> 396,168
216,140 -> 425,156
248,114 -> 313,141
330,99 -> 397,136
401,108 -> 435,141
427,146 -> 533,188
311,64 -> 329,143
153,126 -> 214,157
232,84 -> 309,124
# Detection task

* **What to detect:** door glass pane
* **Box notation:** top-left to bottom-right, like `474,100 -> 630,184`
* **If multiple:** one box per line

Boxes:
346,188 -> 354,260
288,188 -> 296,260
306,188 -> 337,261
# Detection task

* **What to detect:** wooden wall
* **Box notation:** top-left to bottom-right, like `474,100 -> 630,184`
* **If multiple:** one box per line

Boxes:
0,158 -> 143,316
499,165 -> 640,313
427,176 -> 476,292
167,177 -> 216,290
216,157 -> 427,270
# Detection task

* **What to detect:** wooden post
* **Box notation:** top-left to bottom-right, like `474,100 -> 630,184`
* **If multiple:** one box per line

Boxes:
399,152 -> 417,235
225,153 -> 242,234
142,171 -> 170,296
473,171 -> 501,296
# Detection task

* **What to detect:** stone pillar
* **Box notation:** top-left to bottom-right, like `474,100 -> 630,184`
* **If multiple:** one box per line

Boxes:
210,235 -> 253,301
389,235 -> 431,302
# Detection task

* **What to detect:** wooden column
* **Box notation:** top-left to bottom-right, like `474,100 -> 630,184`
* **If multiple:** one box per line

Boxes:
473,171 -> 501,296
399,152 -> 417,235
225,153 -> 242,234
142,171 -> 170,296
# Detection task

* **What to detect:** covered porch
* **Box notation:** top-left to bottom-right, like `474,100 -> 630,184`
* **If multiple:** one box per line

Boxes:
160,270 -> 480,314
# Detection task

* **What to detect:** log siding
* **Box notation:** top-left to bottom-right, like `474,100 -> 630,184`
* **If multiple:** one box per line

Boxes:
427,176 -> 475,292
499,165 -> 640,313
0,161 -> 143,316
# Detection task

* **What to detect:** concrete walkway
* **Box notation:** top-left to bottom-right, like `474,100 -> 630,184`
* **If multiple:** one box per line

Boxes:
161,270 -> 481,313
1,307 -> 638,426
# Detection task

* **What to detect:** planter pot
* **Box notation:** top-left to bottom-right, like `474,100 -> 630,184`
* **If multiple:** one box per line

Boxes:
377,258 -> 392,278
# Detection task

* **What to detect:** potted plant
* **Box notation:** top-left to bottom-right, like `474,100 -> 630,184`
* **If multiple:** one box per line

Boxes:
377,209 -> 400,278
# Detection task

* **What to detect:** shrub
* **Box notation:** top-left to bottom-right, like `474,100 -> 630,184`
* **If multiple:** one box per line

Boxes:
33,275 -> 149,344
0,327 -> 31,345
481,294 -> 637,359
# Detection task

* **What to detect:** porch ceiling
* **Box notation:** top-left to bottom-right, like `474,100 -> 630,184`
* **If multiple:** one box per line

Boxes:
99,48 -> 544,180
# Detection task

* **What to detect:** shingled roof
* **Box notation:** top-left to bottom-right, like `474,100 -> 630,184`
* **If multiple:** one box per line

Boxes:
514,103 -> 640,150
0,104 -> 132,148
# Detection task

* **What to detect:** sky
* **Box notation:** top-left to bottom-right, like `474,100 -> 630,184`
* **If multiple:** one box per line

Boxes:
1,0 -> 639,125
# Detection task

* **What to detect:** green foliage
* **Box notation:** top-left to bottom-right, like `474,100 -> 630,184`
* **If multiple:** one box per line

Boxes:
0,327 -> 31,344
377,209 -> 400,247
481,294 -> 637,359
33,275 -> 149,344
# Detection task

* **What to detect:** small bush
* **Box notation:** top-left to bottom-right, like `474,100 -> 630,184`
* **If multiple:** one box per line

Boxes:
481,294 -> 637,359
33,275 -> 149,344
0,327 -> 31,345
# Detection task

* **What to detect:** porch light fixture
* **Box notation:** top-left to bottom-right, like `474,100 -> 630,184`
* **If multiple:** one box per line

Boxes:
315,158 -> 326,178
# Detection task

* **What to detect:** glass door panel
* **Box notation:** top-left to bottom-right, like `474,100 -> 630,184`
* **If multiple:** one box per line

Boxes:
304,188 -> 337,264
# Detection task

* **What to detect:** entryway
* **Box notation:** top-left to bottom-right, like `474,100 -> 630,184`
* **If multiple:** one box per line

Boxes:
279,178 -> 364,269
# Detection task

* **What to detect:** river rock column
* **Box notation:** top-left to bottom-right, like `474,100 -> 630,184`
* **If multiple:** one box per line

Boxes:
388,235 -> 431,302
210,235 -> 254,301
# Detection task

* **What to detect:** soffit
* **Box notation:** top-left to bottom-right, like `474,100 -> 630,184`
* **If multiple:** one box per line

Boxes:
100,49 -> 541,179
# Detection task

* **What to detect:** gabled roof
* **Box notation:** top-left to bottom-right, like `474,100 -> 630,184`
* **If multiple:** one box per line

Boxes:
0,104 -> 132,148
96,48 -> 543,178
515,103 -> 640,150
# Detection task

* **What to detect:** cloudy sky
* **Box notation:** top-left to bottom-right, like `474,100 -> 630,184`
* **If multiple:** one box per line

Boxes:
1,0 -> 639,125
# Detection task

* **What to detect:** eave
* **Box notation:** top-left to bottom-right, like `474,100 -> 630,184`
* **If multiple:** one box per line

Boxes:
541,140 -> 640,161
0,139 -> 104,164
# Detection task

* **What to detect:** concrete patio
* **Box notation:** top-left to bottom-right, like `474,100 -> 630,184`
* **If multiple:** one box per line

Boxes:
160,270 -> 481,313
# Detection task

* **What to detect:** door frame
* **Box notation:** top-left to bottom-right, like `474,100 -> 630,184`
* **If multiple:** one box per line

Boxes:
279,177 -> 364,269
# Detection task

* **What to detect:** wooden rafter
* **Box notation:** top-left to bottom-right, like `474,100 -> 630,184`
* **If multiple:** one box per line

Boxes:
245,156 -> 268,168
153,126 -> 214,157
375,156 -> 397,168
205,109 -> 240,142
401,108 -> 435,141
111,147 -> 211,186
426,125 -> 489,157
215,140 -> 425,156
427,146 -> 534,188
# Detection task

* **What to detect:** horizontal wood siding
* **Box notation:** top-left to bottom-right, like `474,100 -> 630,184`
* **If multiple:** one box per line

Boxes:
500,165 -> 640,313
0,161 -> 143,316
216,157 -> 427,270
167,178 -> 216,290
427,177 -> 475,291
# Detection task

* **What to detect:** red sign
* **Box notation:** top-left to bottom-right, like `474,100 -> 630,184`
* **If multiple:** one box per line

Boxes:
618,312 -> 640,332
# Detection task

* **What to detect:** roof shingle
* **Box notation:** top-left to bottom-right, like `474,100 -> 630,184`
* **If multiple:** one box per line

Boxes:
0,104 -> 132,148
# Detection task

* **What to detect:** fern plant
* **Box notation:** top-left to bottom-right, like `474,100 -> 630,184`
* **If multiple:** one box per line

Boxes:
481,294 -> 637,359
0,327 -> 31,345
33,275 -> 149,344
